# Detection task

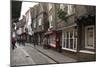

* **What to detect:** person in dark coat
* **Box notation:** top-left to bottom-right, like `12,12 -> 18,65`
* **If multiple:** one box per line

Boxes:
56,38 -> 62,53
11,37 -> 16,50
43,37 -> 48,49
21,33 -> 26,46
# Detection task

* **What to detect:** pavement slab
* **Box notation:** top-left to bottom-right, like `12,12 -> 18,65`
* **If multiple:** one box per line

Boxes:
11,43 -> 57,66
11,43 -> 77,66
26,43 -> 77,63
11,43 -> 35,66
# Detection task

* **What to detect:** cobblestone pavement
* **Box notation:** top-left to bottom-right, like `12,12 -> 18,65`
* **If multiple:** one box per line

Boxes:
11,43 -> 77,66
11,43 -> 56,66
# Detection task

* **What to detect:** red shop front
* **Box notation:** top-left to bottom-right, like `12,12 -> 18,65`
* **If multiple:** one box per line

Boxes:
45,30 -> 61,51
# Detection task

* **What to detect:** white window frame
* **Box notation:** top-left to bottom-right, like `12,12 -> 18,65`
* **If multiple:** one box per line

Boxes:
38,18 -> 42,26
73,31 -> 75,49
67,5 -> 73,15
85,25 -> 95,49
68,32 -> 70,48
48,3 -> 52,11
60,4 -> 65,10
74,32 -> 77,50
40,4 -> 43,11
62,31 -> 77,51
49,35 -> 56,46
34,21 -> 36,28
62,32 -> 64,47
49,15 -> 53,28
28,10 -> 32,26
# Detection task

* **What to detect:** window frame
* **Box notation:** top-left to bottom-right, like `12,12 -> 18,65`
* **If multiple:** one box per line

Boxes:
33,20 -> 36,28
85,25 -> 95,49
62,31 -> 77,51
49,15 -> 53,28
67,5 -> 73,15
48,3 -> 52,11
60,4 -> 65,10
38,18 -> 42,26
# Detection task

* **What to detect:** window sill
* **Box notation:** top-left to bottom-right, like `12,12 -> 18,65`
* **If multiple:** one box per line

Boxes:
79,50 -> 95,54
62,48 -> 77,52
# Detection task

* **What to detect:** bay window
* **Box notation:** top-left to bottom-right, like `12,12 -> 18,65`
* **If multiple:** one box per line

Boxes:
62,31 -> 77,51
85,25 -> 95,49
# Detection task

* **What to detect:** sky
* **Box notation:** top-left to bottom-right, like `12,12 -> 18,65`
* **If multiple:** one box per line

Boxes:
19,2 -> 38,20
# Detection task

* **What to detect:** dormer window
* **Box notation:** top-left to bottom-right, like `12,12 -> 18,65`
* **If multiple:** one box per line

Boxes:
67,5 -> 73,15
60,4 -> 65,10
48,3 -> 52,11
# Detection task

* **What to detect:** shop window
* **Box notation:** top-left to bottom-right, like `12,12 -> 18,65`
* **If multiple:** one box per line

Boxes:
66,38 -> 69,48
62,32 -> 65,47
62,31 -> 77,50
65,32 -> 69,48
49,35 -> 56,47
70,39 -> 73,49
74,32 -> 77,49
85,26 -> 94,49
63,39 -> 66,47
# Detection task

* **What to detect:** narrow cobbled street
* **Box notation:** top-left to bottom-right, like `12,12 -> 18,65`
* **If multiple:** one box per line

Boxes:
11,43 -> 77,66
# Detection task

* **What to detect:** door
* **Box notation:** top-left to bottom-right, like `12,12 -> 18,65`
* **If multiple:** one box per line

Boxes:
85,25 -> 94,49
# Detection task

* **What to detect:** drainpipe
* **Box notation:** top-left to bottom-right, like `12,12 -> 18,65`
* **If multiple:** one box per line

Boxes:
75,18 -> 82,61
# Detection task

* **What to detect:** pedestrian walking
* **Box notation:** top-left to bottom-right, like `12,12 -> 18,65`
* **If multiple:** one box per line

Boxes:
42,36 -> 48,49
56,38 -> 62,53
11,36 -> 17,50
21,33 -> 26,46
33,36 -> 38,47
33,38 -> 36,47
16,35 -> 20,45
